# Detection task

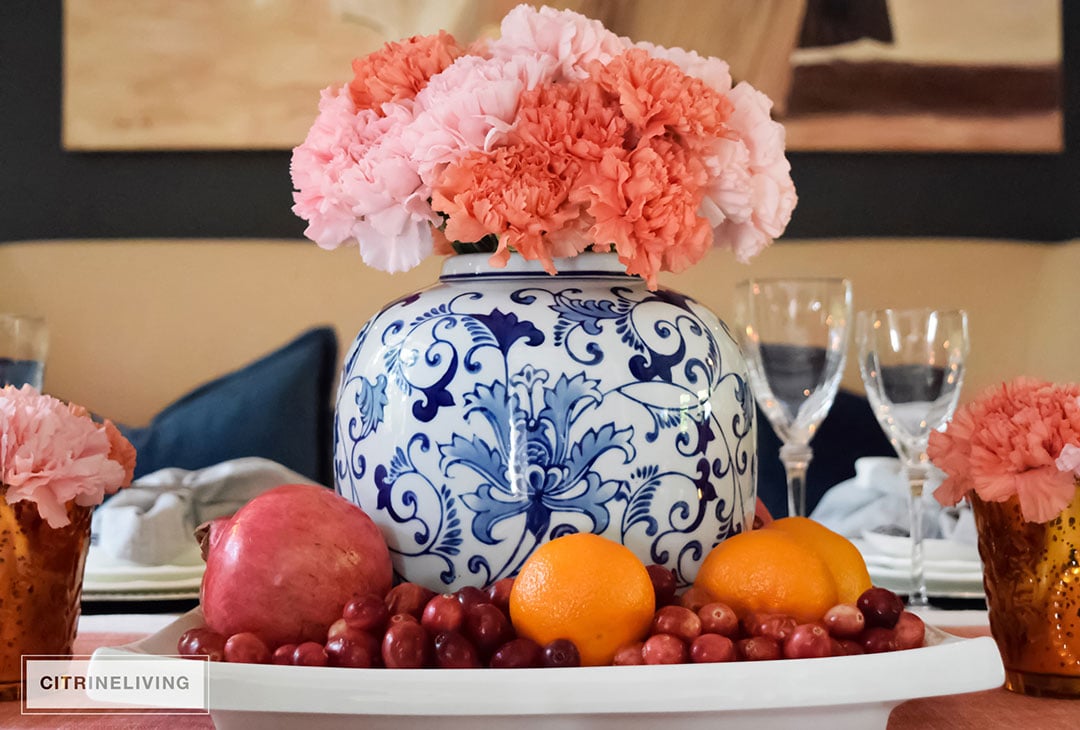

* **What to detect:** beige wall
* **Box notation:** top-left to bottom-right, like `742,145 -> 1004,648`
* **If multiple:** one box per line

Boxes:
1,238 -> 1076,425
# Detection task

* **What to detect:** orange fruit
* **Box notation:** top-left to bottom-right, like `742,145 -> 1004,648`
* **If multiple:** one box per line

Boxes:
766,516 -> 873,604
694,528 -> 838,623
509,533 -> 655,666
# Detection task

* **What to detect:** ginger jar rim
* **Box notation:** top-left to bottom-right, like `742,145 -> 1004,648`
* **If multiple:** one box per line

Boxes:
440,252 -> 633,281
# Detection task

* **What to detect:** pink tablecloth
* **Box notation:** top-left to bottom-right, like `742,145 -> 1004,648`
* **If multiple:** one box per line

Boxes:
886,626 -> 1077,728
1,626 -> 1076,729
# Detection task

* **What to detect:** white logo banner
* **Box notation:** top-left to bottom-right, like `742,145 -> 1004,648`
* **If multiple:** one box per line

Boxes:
23,655 -> 209,715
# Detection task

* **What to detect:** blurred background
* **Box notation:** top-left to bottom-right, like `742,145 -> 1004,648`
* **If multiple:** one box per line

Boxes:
1,0 -> 1074,243
1,2 -> 1073,617
0,0 -> 1077,426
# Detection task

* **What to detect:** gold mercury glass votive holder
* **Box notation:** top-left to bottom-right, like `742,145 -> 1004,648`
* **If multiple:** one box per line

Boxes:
971,487 -> 1080,697
0,496 -> 92,701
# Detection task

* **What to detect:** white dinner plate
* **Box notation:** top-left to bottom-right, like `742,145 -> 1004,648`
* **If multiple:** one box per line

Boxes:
82,590 -> 200,603
852,536 -> 985,599
863,565 -> 985,599
85,560 -> 204,580
858,532 -> 980,563
82,578 -> 201,602
83,542 -> 205,599
860,554 -> 981,575
92,608 -> 1004,729
83,574 -> 202,601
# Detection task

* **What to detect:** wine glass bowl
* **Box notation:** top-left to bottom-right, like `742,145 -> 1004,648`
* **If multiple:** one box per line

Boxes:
856,308 -> 969,606
735,278 -> 853,518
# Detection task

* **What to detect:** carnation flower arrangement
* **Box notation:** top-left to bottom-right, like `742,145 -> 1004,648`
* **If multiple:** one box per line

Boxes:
929,377 -> 1080,523
0,384 -> 135,527
290,3 -> 796,289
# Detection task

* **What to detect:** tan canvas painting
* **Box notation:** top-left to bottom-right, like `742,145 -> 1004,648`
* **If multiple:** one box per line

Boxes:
62,0 -> 515,150
63,0 -> 1062,153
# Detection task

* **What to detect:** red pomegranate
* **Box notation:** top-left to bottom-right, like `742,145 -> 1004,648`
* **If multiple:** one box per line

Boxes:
199,484 -> 393,647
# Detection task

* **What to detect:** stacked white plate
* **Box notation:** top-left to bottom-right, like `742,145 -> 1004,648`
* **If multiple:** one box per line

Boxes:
852,531 -> 985,599
82,543 -> 204,602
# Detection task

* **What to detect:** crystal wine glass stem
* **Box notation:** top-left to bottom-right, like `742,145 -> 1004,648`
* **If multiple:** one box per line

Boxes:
779,443 -> 813,518
905,463 -> 930,607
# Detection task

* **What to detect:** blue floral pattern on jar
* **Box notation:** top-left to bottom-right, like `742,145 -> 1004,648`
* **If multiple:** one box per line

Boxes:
335,254 -> 756,590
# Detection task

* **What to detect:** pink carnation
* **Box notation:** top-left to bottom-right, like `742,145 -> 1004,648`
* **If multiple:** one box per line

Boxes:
705,82 -> 797,262
290,87 -> 392,249
406,54 -> 556,188
341,104 -> 440,273
290,4 -> 797,277
490,4 -> 628,82
291,89 -> 436,272
1,385 -> 133,528
928,377 -> 1080,523
1058,443 -> 1080,476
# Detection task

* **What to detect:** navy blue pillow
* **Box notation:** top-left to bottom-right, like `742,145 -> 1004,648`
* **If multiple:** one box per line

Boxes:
756,389 -> 896,518
119,327 -> 338,486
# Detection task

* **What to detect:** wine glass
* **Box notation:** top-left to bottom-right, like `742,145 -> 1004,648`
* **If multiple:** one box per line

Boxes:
734,278 -> 853,518
856,308 -> 969,607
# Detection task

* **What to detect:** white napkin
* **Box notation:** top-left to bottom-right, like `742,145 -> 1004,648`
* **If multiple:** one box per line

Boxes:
809,456 -> 975,544
90,457 -> 319,566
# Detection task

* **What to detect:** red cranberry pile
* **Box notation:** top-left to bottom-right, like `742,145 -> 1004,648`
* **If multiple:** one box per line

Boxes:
177,569 -> 925,668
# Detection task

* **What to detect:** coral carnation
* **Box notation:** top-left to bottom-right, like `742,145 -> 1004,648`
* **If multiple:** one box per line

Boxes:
433,143 -> 588,273
104,419 -> 137,488
928,377 -> 1080,523
592,48 -> 732,147
406,54 -> 556,188
510,81 -> 628,164
634,42 -> 733,94
349,31 -> 465,112
583,137 -> 712,288
292,3 -> 795,281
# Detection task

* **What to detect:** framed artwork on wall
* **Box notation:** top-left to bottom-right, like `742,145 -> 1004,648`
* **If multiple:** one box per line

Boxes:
782,0 -> 1063,152
63,0 -> 1062,153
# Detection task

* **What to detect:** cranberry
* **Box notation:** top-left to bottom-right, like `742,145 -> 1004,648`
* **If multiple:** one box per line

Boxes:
646,564 -> 677,607
857,587 -> 904,629
650,605 -> 702,643
690,633 -> 736,663
642,634 -> 688,664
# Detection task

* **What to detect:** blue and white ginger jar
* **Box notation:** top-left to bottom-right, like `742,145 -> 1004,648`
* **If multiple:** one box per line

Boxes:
334,254 -> 756,591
